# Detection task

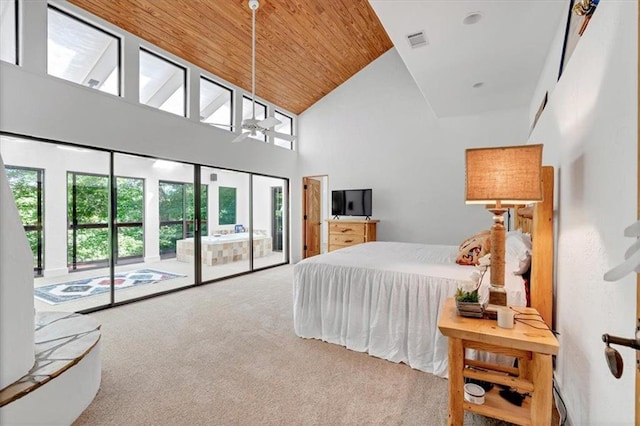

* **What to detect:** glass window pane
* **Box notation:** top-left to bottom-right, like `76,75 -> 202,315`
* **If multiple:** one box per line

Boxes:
47,7 -> 120,95
68,227 -> 109,265
140,49 -> 186,117
117,226 -> 143,258
5,166 -> 44,275
274,111 -> 293,150
67,172 -> 109,269
218,187 -> 236,225
116,177 -> 144,262
200,77 -> 232,130
242,96 -> 267,142
0,0 -> 17,64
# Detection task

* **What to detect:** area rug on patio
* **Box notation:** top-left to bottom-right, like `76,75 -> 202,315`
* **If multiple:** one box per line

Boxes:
34,269 -> 186,305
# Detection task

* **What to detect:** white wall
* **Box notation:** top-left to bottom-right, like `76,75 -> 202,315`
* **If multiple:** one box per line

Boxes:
0,155 -> 35,389
528,1 -> 637,423
294,49 -> 530,262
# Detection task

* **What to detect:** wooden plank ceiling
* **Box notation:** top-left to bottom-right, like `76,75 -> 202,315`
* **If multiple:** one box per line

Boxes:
68,0 -> 393,115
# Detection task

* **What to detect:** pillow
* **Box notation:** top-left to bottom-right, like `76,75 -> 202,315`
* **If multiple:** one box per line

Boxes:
506,230 -> 532,275
456,230 -> 491,266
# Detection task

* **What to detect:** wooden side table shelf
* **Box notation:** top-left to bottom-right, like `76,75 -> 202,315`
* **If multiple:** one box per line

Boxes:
438,298 -> 559,426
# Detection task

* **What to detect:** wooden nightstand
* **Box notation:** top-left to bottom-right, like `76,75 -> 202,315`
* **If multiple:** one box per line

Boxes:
438,298 -> 559,426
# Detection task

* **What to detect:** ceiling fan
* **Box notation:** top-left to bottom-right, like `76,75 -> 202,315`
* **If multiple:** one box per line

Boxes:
229,0 -> 295,143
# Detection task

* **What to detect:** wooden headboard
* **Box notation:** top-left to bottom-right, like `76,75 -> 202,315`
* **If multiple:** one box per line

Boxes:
513,165 -> 554,328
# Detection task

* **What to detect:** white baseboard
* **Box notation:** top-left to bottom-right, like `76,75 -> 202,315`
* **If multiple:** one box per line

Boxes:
43,267 -> 68,278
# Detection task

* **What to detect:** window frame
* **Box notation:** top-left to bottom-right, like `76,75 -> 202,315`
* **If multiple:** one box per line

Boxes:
199,75 -> 233,130
139,47 -> 188,117
47,4 -> 122,96
0,0 -> 19,65
274,110 -> 294,150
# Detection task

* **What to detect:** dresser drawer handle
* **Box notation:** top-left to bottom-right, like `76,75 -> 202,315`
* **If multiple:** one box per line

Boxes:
341,228 -> 352,233
344,239 -> 353,243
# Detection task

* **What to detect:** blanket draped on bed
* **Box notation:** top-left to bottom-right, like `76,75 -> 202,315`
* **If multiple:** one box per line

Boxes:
293,242 -> 526,378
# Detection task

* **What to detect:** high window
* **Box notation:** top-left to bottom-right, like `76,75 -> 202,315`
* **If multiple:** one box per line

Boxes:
6,166 -> 44,275
0,0 -> 17,64
274,111 -> 293,150
200,76 -> 232,130
140,49 -> 186,117
47,6 -> 120,95
242,96 -> 267,142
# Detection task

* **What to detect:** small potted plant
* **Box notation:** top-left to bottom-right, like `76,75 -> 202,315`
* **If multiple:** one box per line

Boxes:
456,254 -> 490,317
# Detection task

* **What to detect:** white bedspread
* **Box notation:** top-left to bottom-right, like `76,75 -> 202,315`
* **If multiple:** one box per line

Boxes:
293,241 -> 526,377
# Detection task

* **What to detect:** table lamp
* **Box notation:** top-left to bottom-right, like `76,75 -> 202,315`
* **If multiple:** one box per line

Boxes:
465,144 -> 543,308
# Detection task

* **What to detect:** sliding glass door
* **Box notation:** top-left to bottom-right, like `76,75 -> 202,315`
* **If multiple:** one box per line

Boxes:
252,175 -> 288,269
200,167 -> 251,282
114,155 -> 195,303
1,134 -> 290,314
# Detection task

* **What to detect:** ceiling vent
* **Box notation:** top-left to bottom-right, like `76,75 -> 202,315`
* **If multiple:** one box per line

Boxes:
406,31 -> 428,49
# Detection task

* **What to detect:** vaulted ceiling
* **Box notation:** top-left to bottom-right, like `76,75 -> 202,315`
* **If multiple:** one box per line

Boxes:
68,0 -> 394,115
69,0 -> 567,119
370,1 -> 567,118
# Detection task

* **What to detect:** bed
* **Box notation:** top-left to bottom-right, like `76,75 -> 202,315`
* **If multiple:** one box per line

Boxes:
293,166 -> 554,377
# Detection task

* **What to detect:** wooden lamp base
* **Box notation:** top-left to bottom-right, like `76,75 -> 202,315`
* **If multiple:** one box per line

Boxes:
486,206 -> 508,317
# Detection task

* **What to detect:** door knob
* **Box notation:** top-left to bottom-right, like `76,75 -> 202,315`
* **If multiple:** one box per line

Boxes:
602,330 -> 640,379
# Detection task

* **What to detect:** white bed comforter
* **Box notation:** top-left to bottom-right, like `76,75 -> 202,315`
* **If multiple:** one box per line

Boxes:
293,241 -> 526,378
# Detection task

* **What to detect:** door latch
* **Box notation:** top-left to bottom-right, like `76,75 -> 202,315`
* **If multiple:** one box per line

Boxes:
601,318 -> 640,378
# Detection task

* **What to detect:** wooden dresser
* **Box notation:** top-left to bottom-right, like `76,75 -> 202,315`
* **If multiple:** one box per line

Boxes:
327,219 -> 378,252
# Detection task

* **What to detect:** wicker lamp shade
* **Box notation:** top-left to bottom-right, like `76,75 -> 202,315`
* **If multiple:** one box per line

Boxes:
465,144 -> 543,205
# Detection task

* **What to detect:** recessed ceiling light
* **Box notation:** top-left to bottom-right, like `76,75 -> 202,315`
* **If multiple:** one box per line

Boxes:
463,12 -> 483,25
472,82 -> 484,89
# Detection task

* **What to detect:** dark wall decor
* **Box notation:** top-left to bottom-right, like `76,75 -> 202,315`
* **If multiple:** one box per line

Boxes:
531,91 -> 549,134
558,0 -> 600,80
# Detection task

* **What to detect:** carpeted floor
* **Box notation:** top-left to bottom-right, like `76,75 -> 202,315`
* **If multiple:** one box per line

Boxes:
73,265 -> 531,425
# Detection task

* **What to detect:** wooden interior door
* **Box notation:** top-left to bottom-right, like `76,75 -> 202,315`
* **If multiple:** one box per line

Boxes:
303,177 -> 321,258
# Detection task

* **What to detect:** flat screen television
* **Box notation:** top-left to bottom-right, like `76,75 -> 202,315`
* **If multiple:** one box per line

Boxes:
331,189 -> 372,218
